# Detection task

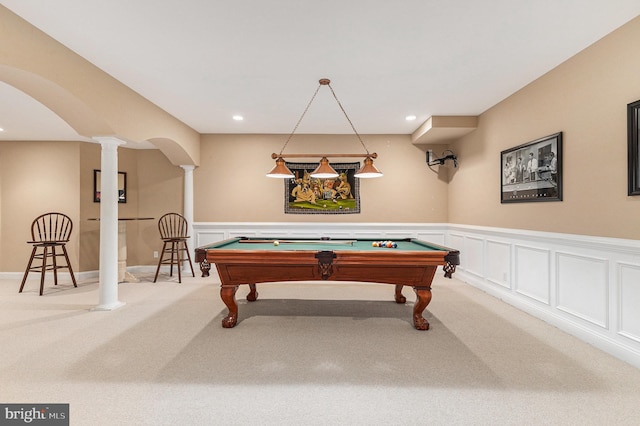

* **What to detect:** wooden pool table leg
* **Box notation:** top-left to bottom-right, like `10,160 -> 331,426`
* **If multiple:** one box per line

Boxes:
394,284 -> 407,303
220,285 -> 239,328
199,259 -> 211,277
246,283 -> 259,302
412,286 -> 432,330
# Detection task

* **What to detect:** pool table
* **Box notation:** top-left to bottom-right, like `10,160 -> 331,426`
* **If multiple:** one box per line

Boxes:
194,237 -> 460,330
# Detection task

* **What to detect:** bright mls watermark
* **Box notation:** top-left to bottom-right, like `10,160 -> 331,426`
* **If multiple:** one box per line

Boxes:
0,404 -> 69,425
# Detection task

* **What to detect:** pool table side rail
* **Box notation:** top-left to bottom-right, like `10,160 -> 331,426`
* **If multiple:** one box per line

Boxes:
194,237 -> 459,286
195,237 -> 460,265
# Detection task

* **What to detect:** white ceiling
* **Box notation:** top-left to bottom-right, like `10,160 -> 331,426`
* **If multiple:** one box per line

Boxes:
1,0 -> 640,142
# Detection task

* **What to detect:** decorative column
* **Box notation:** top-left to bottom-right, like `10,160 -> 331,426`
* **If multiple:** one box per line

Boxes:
92,136 -> 126,311
180,165 -> 195,270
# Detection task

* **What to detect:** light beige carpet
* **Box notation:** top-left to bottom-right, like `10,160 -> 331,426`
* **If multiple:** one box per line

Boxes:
1,273 -> 639,425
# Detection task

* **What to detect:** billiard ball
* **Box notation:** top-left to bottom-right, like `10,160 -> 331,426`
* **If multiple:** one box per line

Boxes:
273,240 -> 279,246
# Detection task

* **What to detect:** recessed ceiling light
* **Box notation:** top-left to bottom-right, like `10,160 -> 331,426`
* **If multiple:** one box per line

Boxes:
232,115 -> 244,121
405,115 -> 417,121
0,127 -> 4,131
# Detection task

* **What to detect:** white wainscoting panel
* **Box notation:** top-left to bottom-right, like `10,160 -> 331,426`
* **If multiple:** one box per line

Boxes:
515,245 -> 550,305
556,252 -> 609,328
464,237 -> 485,279
448,233 -> 466,272
618,262 -> 640,343
194,230 -> 227,248
486,239 -> 511,289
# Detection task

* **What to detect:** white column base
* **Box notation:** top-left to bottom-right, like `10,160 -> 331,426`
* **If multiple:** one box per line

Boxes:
121,271 -> 140,283
91,301 -> 126,311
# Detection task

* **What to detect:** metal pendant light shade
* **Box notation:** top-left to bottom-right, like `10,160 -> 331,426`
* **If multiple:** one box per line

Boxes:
266,157 -> 294,178
310,157 -> 339,179
354,156 -> 383,178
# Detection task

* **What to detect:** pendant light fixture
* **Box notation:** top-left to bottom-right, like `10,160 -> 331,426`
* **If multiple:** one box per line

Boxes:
266,78 -> 383,179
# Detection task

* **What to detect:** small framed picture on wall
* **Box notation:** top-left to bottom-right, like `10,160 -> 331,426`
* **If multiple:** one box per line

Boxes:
94,170 -> 127,203
500,132 -> 563,203
627,99 -> 640,195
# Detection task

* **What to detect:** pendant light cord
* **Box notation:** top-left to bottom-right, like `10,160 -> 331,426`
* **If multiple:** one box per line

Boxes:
277,83 -> 322,156
277,79 -> 371,156
326,82 -> 371,155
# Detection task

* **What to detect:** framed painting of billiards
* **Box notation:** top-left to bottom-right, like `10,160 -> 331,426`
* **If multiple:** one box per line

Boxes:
500,132 -> 563,203
284,161 -> 360,214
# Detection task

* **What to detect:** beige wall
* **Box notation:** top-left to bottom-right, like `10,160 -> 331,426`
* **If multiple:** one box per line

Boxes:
195,134 -> 450,223
449,15 -> 640,240
0,141 -> 182,273
78,144 -> 183,270
0,141 -> 80,272
135,149 -> 185,265
78,143 -> 144,271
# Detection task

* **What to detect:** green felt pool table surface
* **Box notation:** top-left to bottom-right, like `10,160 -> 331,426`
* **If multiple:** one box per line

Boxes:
203,237 -> 452,252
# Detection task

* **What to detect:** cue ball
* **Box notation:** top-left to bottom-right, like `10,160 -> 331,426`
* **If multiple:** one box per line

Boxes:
273,240 -> 279,246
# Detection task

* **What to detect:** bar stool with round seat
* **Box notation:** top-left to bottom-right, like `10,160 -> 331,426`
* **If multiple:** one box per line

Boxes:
153,213 -> 195,283
19,212 -> 78,295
